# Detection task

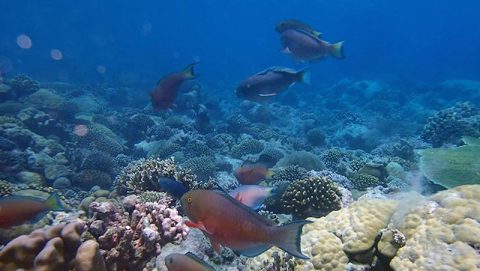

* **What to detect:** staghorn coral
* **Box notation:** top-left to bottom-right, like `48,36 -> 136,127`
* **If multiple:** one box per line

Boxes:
86,195 -> 189,271
0,222 -> 105,271
231,138 -> 264,158
421,101 -> 480,147
114,157 -> 196,195
281,176 -> 343,218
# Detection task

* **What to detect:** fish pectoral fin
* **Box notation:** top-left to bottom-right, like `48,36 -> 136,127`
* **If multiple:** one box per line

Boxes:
238,244 -> 272,257
281,47 -> 291,54
258,93 -> 277,97
185,220 -> 212,234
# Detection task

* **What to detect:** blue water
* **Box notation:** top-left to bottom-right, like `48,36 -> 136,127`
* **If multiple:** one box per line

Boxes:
2,0 -> 480,88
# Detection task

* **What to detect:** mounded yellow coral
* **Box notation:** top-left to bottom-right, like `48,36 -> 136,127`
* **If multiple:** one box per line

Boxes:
248,185 -> 480,271
390,185 -> 480,271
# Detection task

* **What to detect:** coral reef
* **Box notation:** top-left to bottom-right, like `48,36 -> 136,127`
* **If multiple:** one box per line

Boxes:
114,157 -> 196,195
182,156 -> 215,182
9,74 -> 40,95
0,222 -> 105,271
277,151 -> 324,171
231,138 -> 264,158
73,169 -> 112,190
306,128 -> 326,146
85,194 -> 188,271
281,176 -> 343,218
421,101 -> 479,146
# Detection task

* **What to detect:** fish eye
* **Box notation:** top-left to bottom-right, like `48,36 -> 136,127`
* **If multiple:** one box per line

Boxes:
168,258 -> 174,264
187,196 -> 193,204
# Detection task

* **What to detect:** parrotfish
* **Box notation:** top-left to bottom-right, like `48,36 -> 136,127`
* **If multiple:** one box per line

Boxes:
235,67 -> 310,102
165,252 -> 214,271
234,163 -> 273,185
181,190 -> 311,259
279,29 -> 345,62
150,62 -> 198,110
0,192 -> 64,228
158,176 -> 189,199
275,19 -> 322,38
229,185 -> 274,210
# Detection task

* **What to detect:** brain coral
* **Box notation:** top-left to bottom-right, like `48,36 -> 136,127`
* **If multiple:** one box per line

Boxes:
114,157 -> 196,195
247,185 -> 480,271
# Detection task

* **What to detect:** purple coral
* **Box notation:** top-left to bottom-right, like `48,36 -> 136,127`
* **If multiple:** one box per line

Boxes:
86,195 -> 189,271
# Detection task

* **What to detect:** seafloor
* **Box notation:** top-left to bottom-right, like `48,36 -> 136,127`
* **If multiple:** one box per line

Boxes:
0,74 -> 479,270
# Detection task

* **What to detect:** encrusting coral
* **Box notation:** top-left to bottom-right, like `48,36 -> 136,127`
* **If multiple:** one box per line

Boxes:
0,222 -> 106,271
247,184 -> 480,271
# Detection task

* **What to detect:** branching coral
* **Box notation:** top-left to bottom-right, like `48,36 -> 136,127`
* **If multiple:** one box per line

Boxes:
85,195 -> 188,271
114,157 -> 196,195
281,176 -> 343,218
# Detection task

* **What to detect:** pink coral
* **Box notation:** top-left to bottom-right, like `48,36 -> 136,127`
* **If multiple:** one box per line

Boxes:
86,195 -> 189,271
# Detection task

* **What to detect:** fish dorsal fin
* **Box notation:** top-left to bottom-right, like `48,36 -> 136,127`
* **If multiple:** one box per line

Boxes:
213,190 -> 274,226
185,252 -> 215,270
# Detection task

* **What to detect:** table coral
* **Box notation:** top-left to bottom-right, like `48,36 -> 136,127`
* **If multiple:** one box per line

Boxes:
0,222 -> 105,271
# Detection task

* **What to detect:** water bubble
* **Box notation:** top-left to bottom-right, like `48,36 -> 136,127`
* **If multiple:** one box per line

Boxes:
97,65 -> 106,74
50,49 -> 63,60
16,34 -> 32,49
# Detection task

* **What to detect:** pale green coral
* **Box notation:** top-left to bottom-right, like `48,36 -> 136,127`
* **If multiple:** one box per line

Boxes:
417,136 -> 480,188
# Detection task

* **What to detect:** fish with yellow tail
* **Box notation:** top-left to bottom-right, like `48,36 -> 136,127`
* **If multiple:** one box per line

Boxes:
0,192 -> 64,228
150,62 -> 198,110
165,252 -> 214,271
181,190 -> 311,259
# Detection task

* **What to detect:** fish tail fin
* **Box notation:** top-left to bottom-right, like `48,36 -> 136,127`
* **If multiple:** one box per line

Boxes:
298,69 -> 311,85
330,41 -> 345,59
183,62 -> 199,79
273,220 -> 312,259
45,192 -> 64,211
266,169 -> 274,179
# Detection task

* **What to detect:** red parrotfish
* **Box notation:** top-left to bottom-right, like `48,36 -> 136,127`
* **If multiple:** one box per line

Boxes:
234,163 -> 274,185
0,193 -> 64,228
150,63 -> 198,110
279,29 -> 345,62
181,190 -> 311,259
229,185 -> 273,210
165,252 -> 214,271
235,67 -> 310,102
275,19 -> 322,38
